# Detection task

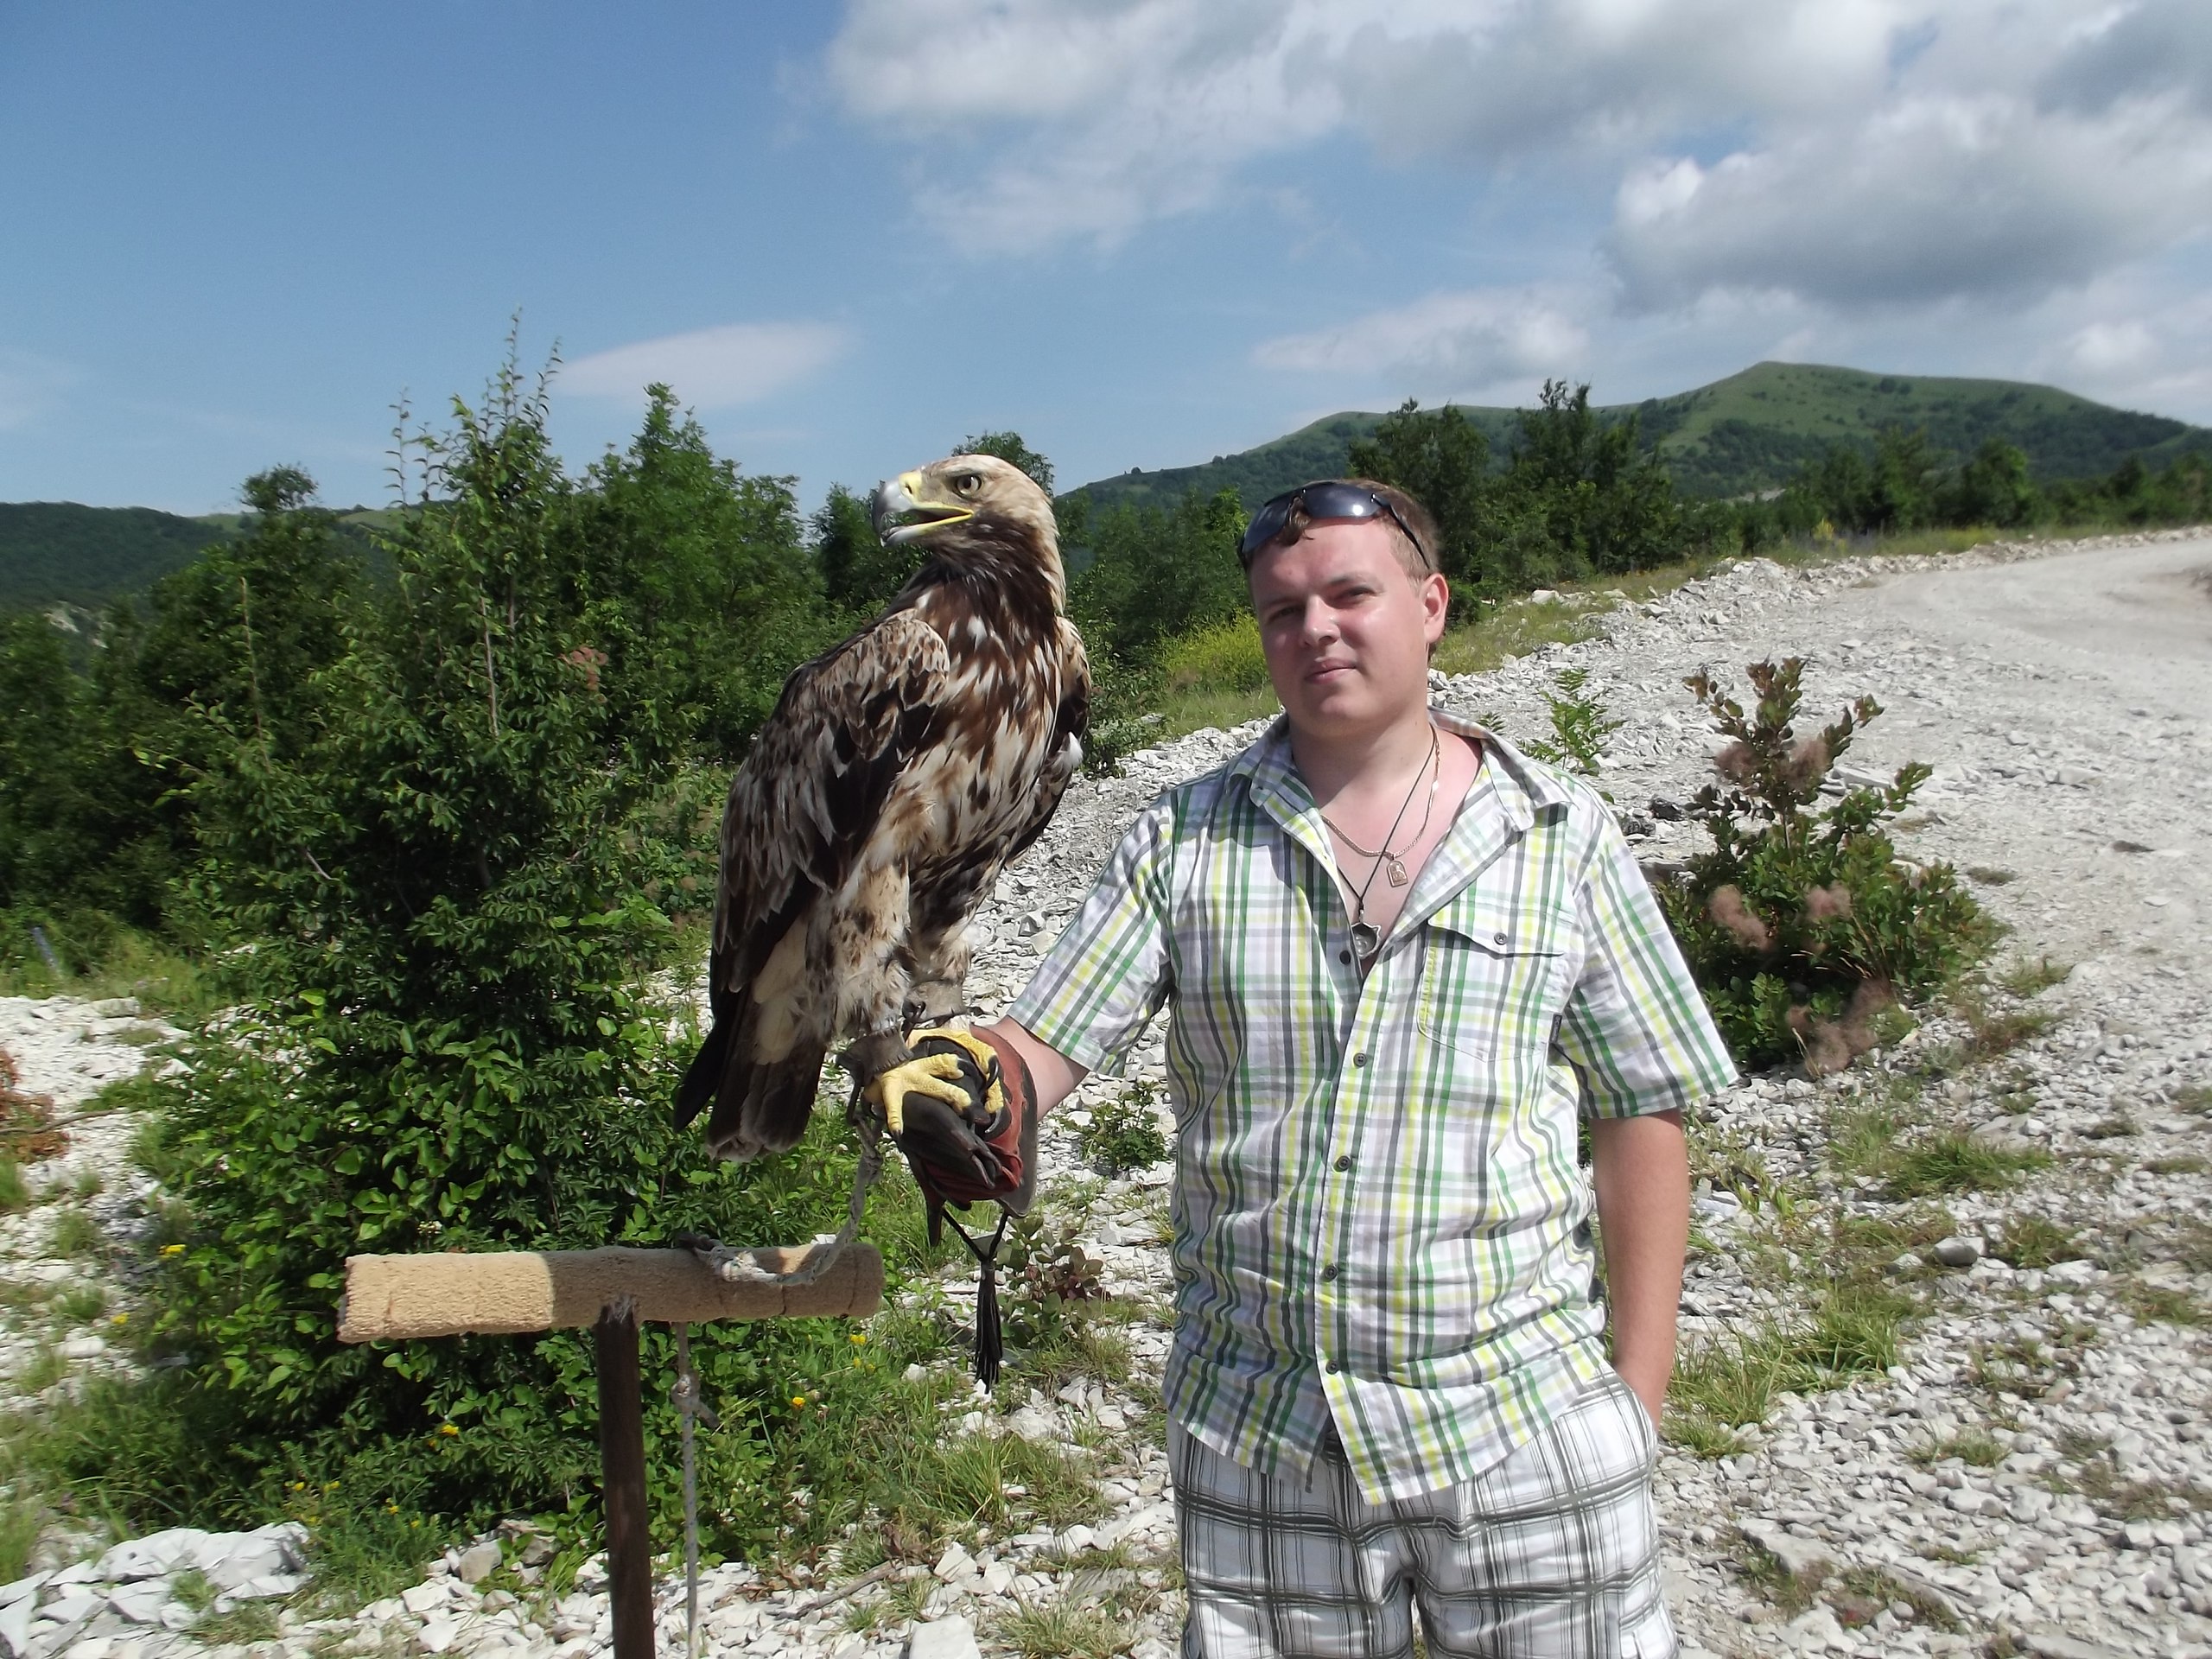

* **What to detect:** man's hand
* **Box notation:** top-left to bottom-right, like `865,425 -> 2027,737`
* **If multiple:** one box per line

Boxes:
1589,1109 -> 1690,1428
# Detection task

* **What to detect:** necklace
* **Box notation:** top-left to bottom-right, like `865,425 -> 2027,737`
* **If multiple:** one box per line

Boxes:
1325,725 -> 1440,963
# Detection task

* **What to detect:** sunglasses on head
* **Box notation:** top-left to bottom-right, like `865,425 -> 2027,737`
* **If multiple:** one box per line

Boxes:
1236,480 -> 1434,572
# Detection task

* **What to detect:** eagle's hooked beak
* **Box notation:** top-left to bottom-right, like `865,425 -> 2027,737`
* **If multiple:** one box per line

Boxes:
874,470 -> 976,543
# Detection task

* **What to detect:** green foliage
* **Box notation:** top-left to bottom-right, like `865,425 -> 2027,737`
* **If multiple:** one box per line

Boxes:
1002,1214 -> 1108,1351
1071,487 -> 1247,667
813,482 -> 918,621
90,360 -> 925,1560
1075,1082 -> 1172,1177
1348,389 -> 1751,607
0,502 -> 231,608
1154,614 -> 1268,698
1659,659 -> 1994,1072
1522,668 -> 1620,791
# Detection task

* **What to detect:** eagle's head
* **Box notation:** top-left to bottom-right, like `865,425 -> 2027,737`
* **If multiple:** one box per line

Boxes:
873,455 -> 1063,603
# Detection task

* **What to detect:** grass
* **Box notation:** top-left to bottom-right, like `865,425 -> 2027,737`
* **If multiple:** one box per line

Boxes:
1431,594 -> 1611,677
0,919 -> 224,1022
1886,1129 -> 2050,1197
1912,1429 -> 2007,1467
1969,1325 -> 2093,1402
1993,1213 -> 2083,1269
47,1208 -> 104,1259
1966,867 -> 2016,886
1996,956 -> 2072,997
1734,1535 -> 1825,1616
2117,1281 -> 2208,1327
1833,1566 -> 1961,1632
2082,1114 -> 2139,1140
0,1160 -> 27,1215
2177,1084 -> 2212,1117
0,1497 -> 41,1583
2073,1461 -> 2212,1522
993,1595 -> 1133,1659
1667,1282 -> 1909,1453
51,1282 -> 106,1327
2146,1155 -> 2209,1176
1960,1000 -> 2058,1062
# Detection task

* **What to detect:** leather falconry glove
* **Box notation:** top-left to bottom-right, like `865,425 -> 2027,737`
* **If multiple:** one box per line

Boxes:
859,1026 -> 1039,1386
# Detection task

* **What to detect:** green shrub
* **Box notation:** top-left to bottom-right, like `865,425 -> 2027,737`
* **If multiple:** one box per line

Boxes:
1659,659 -> 1996,1071
1155,615 -> 1268,698
1523,667 -> 1619,792
1076,1082 -> 1171,1176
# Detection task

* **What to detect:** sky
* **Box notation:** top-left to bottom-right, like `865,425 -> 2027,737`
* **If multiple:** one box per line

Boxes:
4,1 -> 2211,517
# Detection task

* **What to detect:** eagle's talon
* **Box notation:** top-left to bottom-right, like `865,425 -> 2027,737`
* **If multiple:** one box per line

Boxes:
863,1051 -> 969,1136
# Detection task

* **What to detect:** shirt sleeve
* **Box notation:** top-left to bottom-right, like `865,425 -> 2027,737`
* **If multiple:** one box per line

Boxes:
1556,803 -> 1739,1119
1005,796 -> 1176,1075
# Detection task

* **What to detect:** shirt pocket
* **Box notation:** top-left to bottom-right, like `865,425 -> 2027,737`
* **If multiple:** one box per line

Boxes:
1414,893 -> 1573,1060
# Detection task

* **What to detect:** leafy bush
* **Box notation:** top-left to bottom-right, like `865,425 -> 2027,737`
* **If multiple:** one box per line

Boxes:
1522,667 -> 1619,791
1155,614 -> 1268,698
1002,1215 -> 1108,1351
1659,659 -> 1994,1072
1075,1081 -> 1172,1176
111,362 -> 929,1561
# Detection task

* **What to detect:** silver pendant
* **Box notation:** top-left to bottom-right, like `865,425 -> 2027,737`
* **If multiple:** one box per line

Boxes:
1386,857 -> 1409,887
1350,921 -> 1380,961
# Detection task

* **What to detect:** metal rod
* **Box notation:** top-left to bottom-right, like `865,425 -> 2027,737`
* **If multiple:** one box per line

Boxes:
676,1323 -> 700,1659
596,1297 -> 652,1659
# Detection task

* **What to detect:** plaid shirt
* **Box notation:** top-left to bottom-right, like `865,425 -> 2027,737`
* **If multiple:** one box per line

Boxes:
1008,714 -> 1737,1503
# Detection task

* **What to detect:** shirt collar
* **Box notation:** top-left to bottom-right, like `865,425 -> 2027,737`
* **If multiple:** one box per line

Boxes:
1226,709 -> 1574,836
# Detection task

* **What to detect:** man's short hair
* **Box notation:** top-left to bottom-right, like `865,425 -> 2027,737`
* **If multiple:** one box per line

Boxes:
1243,478 -> 1441,582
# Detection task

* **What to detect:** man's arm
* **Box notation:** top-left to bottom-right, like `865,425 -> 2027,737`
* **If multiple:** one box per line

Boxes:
1588,1109 -> 1688,1427
981,1018 -> 1087,1118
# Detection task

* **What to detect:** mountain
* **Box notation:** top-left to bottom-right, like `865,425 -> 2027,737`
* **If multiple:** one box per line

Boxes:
1067,362 -> 2212,512
0,503 -> 395,612
0,503 -> 234,610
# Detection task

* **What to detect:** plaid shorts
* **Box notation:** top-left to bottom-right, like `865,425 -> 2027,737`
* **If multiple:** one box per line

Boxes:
1173,1370 -> 1673,1659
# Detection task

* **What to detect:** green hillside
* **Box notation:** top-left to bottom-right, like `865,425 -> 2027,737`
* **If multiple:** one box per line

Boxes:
1070,362 -> 2211,511
0,503 -> 233,608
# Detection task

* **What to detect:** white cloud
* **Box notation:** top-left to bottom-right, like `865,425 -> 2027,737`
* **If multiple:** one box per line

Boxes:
561,322 -> 850,409
1254,289 -> 1587,386
1608,90 -> 2212,308
823,0 -> 2212,310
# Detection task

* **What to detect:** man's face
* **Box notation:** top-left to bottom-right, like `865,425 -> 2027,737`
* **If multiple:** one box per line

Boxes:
1248,520 -> 1449,745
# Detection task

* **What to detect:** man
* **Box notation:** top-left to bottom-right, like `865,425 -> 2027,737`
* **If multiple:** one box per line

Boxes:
875,480 -> 1736,1657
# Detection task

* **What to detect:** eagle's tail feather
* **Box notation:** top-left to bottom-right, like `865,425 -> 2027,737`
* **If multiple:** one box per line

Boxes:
734,1043 -> 830,1158
673,1016 -> 730,1129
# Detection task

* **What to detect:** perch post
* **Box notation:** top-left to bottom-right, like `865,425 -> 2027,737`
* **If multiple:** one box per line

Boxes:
339,1243 -> 884,1659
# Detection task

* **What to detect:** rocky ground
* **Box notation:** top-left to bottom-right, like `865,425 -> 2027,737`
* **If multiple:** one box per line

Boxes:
2,526 -> 2209,1659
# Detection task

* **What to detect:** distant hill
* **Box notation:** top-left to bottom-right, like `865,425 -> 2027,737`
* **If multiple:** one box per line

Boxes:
1069,362 -> 2212,512
0,503 -> 394,612
0,503 -> 233,610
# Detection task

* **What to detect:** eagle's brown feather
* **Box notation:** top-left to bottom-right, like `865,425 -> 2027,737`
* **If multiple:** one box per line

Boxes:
676,455 -> 1089,1161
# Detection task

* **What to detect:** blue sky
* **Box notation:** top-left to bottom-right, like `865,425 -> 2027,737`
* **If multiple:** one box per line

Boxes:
5,2 -> 2210,517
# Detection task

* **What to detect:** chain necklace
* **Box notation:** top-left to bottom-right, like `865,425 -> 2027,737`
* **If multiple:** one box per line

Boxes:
1324,724 -> 1440,964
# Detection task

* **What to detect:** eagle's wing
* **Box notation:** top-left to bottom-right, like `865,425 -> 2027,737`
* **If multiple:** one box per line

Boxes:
674,610 -> 949,1133
1001,617 -> 1092,866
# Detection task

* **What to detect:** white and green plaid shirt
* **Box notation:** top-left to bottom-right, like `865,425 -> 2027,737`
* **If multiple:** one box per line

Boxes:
1008,713 -> 1737,1503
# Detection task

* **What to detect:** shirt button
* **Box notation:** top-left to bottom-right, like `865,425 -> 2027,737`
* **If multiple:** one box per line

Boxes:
1333,1154 -> 1353,1172
1325,1361 -> 1341,1375
1494,931 -> 1510,945
1320,1264 -> 1338,1282
1351,1052 -> 1370,1068
1338,950 -> 1351,964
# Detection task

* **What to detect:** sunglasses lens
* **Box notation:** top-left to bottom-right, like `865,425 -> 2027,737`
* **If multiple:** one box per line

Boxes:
1237,481 -> 1430,570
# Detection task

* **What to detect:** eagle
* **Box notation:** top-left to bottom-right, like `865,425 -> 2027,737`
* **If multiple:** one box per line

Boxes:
675,454 -> 1090,1163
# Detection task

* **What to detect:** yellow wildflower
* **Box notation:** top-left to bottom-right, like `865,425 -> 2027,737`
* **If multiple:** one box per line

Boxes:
159,1244 -> 184,1257
437,1423 -> 460,1436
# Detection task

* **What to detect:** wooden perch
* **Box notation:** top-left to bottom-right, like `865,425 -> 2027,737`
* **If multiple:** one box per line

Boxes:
336,1242 -> 883,1342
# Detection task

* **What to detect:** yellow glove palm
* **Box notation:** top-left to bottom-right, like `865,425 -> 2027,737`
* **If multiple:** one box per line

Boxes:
861,1027 -> 1007,1135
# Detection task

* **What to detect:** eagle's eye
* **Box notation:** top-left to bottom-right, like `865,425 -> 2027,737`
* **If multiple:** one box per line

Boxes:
954,473 -> 981,497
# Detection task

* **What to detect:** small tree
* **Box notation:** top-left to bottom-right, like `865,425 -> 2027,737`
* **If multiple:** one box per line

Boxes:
1660,659 -> 1993,1073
